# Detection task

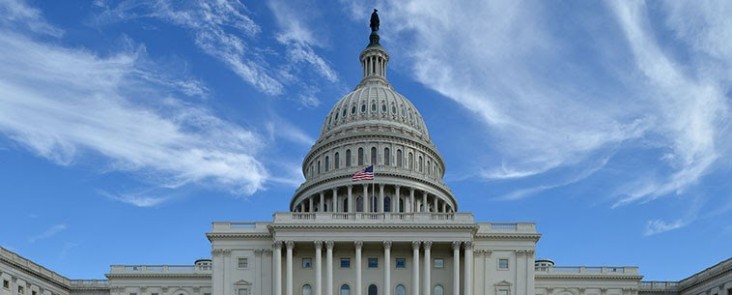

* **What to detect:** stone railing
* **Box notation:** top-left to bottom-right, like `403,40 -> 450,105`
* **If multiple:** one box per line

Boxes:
639,281 -> 679,291
273,212 -> 475,224
108,265 -> 209,274
211,222 -> 270,232
0,247 -> 70,286
536,266 -> 640,275
69,280 -> 109,289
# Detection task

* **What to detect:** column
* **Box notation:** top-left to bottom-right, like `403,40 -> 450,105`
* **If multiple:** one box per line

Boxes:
315,241 -> 323,295
423,241 -> 432,295
409,188 -> 415,213
363,184 -> 369,212
274,242 -> 282,295
412,241 -> 420,295
379,184 -> 385,213
464,242 -> 473,295
286,241 -> 294,295
395,186 -> 401,213
348,185 -> 354,213
355,241 -> 363,295
332,188 -> 338,212
422,192 -> 428,212
327,241 -> 334,295
309,197 -> 314,213
452,242 -> 461,295
384,241 -> 392,295
433,197 -> 438,213
319,192 -> 325,212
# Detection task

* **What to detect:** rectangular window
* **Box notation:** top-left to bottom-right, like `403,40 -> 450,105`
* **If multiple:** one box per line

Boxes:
302,258 -> 313,269
238,257 -> 249,269
340,258 -> 351,268
368,258 -> 378,268
498,290 -> 509,295
498,258 -> 509,270
238,289 -> 249,295
434,258 -> 444,268
18,287 -> 25,295
32,291 -> 37,295
152,293 -> 159,295
3,280 -> 8,289
129,293 -> 136,295
395,258 -> 406,268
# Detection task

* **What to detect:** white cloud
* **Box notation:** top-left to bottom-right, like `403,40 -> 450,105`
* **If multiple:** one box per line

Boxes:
29,224 -> 67,243
103,191 -> 169,207
644,219 -> 686,236
0,0 -> 269,197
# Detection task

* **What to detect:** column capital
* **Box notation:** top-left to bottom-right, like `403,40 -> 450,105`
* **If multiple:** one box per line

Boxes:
354,240 -> 363,249
383,241 -> 392,249
211,248 -> 223,256
255,249 -> 264,255
314,241 -> 323,249
326,241 -> 335,250
463,241 -> 473,250
452,241 -> 462,250
423,241 -> 432,250
412,241 -> 421,249
286,241 -> 295,249
274,241 -> 283,249
223,249 -> 232,256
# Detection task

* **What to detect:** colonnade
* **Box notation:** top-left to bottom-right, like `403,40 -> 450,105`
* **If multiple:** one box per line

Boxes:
293,184 -> 454,214
272,240 -> 473,295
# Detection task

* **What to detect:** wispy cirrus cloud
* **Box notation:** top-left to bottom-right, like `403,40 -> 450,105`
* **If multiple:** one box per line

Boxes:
101,191 -> 170,208
0,0 -> 269,200
29,224 -> 67,243
358,1 -> 731,217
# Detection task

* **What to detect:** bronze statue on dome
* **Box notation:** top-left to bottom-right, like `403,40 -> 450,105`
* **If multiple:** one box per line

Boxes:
370,9 -> 380,32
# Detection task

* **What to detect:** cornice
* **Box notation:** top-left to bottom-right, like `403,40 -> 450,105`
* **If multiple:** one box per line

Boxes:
536,274 -> 644,281
105,273 -> 211,279
270,223 -> 478,231
474,233 -> 542,242
206,233 -> 272,241
0,254 -> 70,291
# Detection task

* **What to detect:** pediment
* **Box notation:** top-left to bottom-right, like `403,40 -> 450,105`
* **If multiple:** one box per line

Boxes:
234,280 -> 252,286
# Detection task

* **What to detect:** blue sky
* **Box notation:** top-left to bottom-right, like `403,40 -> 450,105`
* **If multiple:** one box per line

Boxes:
0,0 -> 730,281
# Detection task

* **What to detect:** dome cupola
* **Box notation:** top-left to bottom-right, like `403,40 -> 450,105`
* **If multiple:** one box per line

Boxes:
290,10 -> 456,215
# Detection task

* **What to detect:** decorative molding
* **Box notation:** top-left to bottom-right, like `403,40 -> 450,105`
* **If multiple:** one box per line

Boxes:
452,241 -> 461,250
273,241 -> 283,249
285,241 -> 294,249
354,241 -> 363,248
422,241 -> 432,249
383,241 -> 392,249
463,241 -> 473,250
412,241 -> 421,249
326,241 -> 334,250
314,241 -> 323,250
223,249 -> 231,256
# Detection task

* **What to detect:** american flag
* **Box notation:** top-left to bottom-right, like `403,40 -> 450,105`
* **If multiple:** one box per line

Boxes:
351,165 -> 374,181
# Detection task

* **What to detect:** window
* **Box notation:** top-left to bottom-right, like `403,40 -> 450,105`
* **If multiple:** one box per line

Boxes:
371,147 -> 377,165
361,103 -> 366,113
371,103 -> 376,112
18,287 -> 25,295
384,148 -> 390,165
356,196 -> 364,212
498,290 -> 509,295
384,196 -> 391,212
303,285 -> 312,295
152,293 -> 160,295
408,152 -> 413,170
499,258 -> 509,270
340,285 -> 350,295
335,152 -> 340,169
434,258 -> 444,268
238,257 -> 249,269
418,156 -> 423,172
397,150 -> 402,167
302,258 -> 312,268
395,285 -> 406,295
2,280 -> 8,289
368,258 -> 378,268
434,285 -> 444,295
340,258 -> 351,268
238,289 -> 249,295
32,291 -> 37,295
368,285 -> 377,295
352,106 -> 356,114
129,293 -> 136,295
325,156 -> 329,172
317,160 -> 321,174
346,150 -> 352,167
358,148 -> 364,165
343,198 -> 349,213
395,258 -> 406,268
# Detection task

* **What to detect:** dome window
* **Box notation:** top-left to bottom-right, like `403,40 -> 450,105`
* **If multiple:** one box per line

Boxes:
335,111 -> 339,120
358,148 -> 364,165
370,147 -> 377,165
361,103 -> 366,113
391,104 -> 396,114
381,101 -> 386,112
346,149 -> 352,167
334,152 -> 340,169
351,106 -> 356,114
401,105 -> 406,116
343,108 -> 347,117
384,148 -> 390,166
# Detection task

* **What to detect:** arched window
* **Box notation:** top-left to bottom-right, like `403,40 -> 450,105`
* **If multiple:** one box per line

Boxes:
368,285 -> 377,295
418,156 -> 423,172
384,196 -> 391,212
352,106 -> 356,114
317,160 -> 321,174
340,284 -> 350,295
384,148 -> 390,166
395,285 -> 406,295
358,148 -> 364,166
371,147 -> 377,165
346,149 -> 352,167
408,152 -> 414,170
356,196 -> 364,212
397,150 -> 402,167
335,152 -> 340,169
343,198 -> 349,213
371,103 -> 376,112
325,156 -> 330,172
426,159 -> 430,175
303,285 -> 312,295
361,103 -> 366,113
434,285 -> 443,295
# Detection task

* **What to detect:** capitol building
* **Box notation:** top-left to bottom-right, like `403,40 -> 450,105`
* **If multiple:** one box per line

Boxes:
1,11 -> 730,295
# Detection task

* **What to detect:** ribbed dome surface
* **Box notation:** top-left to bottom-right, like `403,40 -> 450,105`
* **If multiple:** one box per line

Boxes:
320,83 -> 430,142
